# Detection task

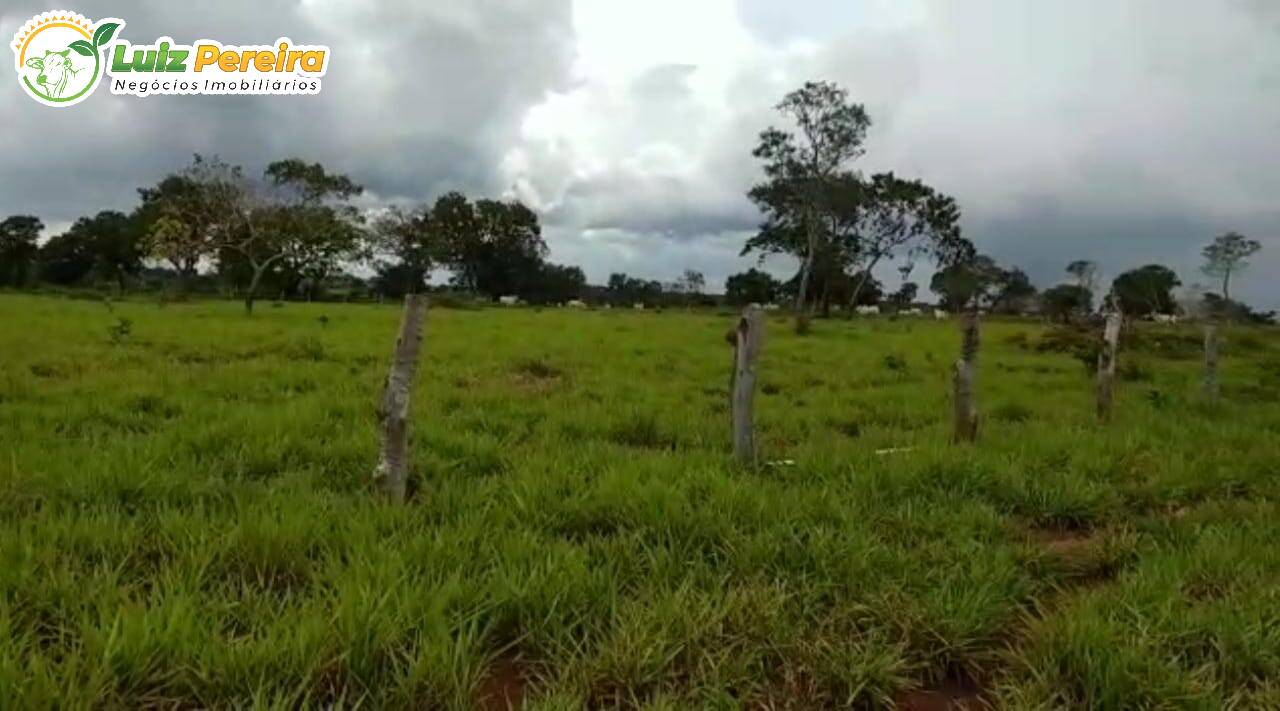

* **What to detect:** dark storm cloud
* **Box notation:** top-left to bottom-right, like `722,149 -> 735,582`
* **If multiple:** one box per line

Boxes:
0,0 -> 574,226
3,0 -> 1277,307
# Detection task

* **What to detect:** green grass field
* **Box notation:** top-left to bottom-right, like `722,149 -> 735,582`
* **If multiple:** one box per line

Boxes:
3,293 -> 1279,709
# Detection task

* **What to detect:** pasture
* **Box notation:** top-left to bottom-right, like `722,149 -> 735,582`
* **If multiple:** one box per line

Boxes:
2,293 -> 1279,709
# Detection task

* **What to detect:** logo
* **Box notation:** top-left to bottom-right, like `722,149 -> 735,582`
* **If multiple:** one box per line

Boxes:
12,9 -> 329,107
11,11 -> 122,107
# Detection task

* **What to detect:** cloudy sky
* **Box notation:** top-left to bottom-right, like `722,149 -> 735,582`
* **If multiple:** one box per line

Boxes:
3,0 -> 1278,306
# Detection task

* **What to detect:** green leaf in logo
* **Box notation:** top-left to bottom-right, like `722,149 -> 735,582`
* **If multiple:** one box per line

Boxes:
69,39 -> 95,56
93,22 -> 120,47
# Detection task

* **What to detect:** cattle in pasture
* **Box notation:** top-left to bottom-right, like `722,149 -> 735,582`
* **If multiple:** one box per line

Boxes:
498,295 -> 520,306
855,305 -> 880,316
1151,313 -> 1180,324
902,308 -> 923,316
763,303 -> 781,311
567,300 -> 587,308
934,309 -> 948,320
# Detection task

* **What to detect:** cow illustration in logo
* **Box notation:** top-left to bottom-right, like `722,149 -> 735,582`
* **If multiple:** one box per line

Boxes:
11,10 -> 123,107
25,47 -> 81,97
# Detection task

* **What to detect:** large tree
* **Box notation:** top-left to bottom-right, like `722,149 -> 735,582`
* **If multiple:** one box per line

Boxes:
1201,231 -> 1261,301
444,196 -> 547,298
371,205 -> 435,295
1065,259 -> 1098,294
725,268 -> 781,306
744,83 -> 970,331
136,173 -> 217,287
1112,264 -> 1181,317
989,266 -> 1038,314
745,81 -> 871,333
0,216 -> 42,287
929,254 -> 1004,312
145,155 -> 365,313
39,211 -> 142,289
1040,284 -> 1092,323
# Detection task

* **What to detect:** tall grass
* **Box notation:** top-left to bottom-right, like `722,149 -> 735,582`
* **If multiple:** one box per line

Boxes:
1,294 -> 1278,708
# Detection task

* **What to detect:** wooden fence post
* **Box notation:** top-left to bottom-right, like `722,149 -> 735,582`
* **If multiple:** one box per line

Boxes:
1204,322 -> 1219,404
375,293 -> 428,501
1096,310 -> 1122,421
730,306 -> 765,462
953,310 -> 980,443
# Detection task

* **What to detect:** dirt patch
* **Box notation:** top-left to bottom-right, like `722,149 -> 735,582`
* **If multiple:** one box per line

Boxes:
475,655 -> 531,711
895,668 -> 989,711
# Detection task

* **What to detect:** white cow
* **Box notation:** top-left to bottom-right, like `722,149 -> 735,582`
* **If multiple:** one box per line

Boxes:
902,308 -> 923,316
633,303 -> 645,311
855,305 -> 880,316
567,299 -> 587,308
498,295 -> 520,306
1151,313 -> 1180,324
933,309 -> 948,320
763,303 -> 781,311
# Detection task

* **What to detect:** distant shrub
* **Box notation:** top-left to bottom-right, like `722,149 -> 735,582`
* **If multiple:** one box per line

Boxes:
882,354 -> 908,372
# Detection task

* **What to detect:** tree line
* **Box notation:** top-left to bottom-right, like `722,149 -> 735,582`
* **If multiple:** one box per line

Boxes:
735,80 -> 1269,325
0,80 -> 1268,321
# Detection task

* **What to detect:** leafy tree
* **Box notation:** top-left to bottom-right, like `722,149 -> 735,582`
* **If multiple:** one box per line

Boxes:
371,205 -> 434,295
929,254 -> 1003,311
1201,231 -> 1261,301
86,211 -> 145,290
1065,259 -> 1098,294
990,267 -> 1037,314
262,159 -> 366,302
0,215 -> 42,287
834,172 -> 970,309
889,281 -> 919,308
136,172 -> 217,286
522,263 -> 586,305
372,262 -> 426,300
1040,284 -> 1093,322
146,155 -> 365,314
746,81 -> 871,332
744,83 -> 971,332
606,272 -> 663,306
39,226 -> 96,285
444,197 -> 547,298
725,268 -> 781,306
39,211 -> 143,289
1112,264 -> 1180,317
676,269 -> 706,305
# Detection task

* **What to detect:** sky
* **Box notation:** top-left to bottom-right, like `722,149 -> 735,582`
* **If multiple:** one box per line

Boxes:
3,0 -> 1278,306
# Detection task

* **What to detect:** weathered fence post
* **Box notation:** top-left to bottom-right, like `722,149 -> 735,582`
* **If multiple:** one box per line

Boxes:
953,310 -> 980,443
374,294 -> 428,501
1203,322 -> 1219,404
729,305 -> 765,463
1096,310 -> 1122,421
